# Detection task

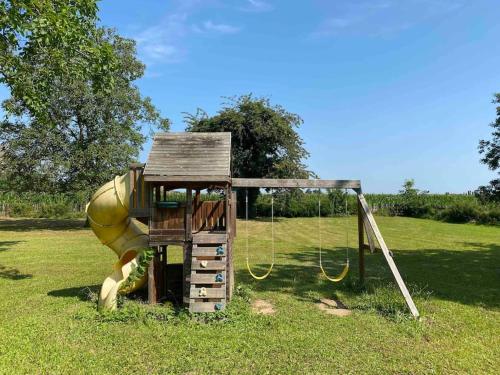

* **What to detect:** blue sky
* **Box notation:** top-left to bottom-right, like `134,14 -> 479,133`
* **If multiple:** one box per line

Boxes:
5,0 -> 500,193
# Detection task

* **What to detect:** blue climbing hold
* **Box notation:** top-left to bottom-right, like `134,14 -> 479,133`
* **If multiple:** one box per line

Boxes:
214,303 -> 223,311
216,246 -> 224,255
215,273 -> 224,282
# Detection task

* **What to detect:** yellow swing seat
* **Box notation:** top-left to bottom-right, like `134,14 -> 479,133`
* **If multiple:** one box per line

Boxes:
246,259 -> 274,280
319,260 -> 349,282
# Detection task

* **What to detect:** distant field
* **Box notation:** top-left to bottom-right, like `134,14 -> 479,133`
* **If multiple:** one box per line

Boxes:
0,216 -> 498,373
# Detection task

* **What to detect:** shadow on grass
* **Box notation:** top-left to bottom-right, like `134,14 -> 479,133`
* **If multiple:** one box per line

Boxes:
0,241 -> 32,280
0,218 -> 87,232
0,240 -> 23,252
48,284 -> 101,301
237,242 -> 500,310
0,265 -> 33,280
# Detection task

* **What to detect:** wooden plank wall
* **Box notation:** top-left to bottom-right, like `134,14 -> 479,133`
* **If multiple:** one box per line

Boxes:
192,200 -> 226,232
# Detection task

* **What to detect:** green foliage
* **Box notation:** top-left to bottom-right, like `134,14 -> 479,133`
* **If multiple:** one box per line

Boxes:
0,29 -> 169,195
0,191 -> 86,218
439,202 -> 500,225
251,186 -> 499,225
475,178 -> 500,203
349,283 -> 431,322
120,248 -> 155,291
0,0 -> 116,121
185,94 -> 313,216
185,95 -> 312,180
479,93 -> 500,171
438,202 -> 481,223
254,189 -> 351,217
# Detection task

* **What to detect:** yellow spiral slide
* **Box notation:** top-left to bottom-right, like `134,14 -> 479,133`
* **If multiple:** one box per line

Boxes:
86,173 -> 148,310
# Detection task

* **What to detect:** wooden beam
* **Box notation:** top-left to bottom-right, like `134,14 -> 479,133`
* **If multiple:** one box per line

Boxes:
357,193 -> 420,318
185,188 -> 193,241
231,178 -> 361,189
357,197 -> 365,284
144,175 -> 231,183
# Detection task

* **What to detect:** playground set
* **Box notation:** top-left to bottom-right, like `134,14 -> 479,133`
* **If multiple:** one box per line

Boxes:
86,132 -> 419,318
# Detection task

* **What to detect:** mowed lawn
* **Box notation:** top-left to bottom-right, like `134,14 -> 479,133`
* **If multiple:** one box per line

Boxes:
0,216 -> 498,374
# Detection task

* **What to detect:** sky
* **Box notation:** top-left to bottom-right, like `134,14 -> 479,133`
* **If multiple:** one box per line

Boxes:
4,0 -> 500,193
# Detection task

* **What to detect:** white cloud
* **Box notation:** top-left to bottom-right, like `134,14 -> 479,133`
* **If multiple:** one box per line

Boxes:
133,13 -> 188,64
132,3 -> 242,66
241,0 -> 273,13
195,20 -> 241,34
311,0 -> 465,38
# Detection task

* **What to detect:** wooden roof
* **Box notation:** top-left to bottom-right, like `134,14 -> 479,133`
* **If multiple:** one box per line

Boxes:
143,132 -> 231,182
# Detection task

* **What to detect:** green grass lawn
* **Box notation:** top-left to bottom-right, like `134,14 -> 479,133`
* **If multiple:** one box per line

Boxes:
0,216 -> 498,374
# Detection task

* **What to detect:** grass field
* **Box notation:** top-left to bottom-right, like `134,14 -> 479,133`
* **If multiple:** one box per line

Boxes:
0,216 -> 498,374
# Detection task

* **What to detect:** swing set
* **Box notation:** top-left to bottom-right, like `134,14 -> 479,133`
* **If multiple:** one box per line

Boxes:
233,178 -> 420,318
115,132 -> 419,317
245,188 -> 350,283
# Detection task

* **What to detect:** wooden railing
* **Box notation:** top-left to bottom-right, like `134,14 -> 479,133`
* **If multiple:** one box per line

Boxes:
192,200 -> 226,232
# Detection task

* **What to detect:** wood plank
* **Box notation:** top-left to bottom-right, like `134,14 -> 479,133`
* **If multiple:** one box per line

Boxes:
192,233 -> 227,244
190,272 -> 226,284
144,175 -> 231,182
192,246 -> 226,257
150,229 -> 186,235
186,188 -> 192,241
190,287 -> 226,299
364,216 -> 376,253
190,302 -> 226,313
149,235 -> 186,244
357,193 -> 420,318
191,260 -> 226,270
148,257 -> 157,304
357,197 -> 365,284
232,178 -> 361,189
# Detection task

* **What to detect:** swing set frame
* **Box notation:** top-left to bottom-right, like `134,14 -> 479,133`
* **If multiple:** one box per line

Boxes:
233,178 -> 420,319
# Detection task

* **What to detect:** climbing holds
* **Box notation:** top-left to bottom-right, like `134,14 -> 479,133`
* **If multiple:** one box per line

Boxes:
215,273 -> 224,282
199,287 -> 207,297
214,303 -> 223,311
200,260 -> 208,268
216,246 -> 225,255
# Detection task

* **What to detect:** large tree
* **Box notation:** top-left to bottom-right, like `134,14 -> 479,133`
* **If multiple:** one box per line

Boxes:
185,95 -> 312,214
477,94 -> 500,202
0,29 -> 169,194
0,0 -> 116,122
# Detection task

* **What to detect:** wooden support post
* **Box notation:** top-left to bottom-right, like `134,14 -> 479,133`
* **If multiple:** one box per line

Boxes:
357,193 -> 420,318
182,242 -> 192,306
225,185 -> 234,300
357,197 -> 365,284
162,245 -> 168,298
148,248 -> 158,305
194,190 -> 200,230
186,188 -> 193,241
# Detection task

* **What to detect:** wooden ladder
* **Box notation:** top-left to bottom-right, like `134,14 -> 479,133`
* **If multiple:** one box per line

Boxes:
187,233 -> 228,313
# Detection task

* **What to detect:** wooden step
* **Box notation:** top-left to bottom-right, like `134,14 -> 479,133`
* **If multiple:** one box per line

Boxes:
190,301 -> 226,313
191,260 -> 226,271
190,287 -> 225,299
192,244 -> 226,257
192,232 -> 227,244
189,271 -> 226,284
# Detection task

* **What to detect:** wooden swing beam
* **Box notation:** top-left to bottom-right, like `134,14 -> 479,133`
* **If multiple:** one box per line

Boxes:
231,178 -> 420,319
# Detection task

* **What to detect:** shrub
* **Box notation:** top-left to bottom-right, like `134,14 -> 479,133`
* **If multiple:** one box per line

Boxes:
477,206 -> 500,225
438,202 -> 481,223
